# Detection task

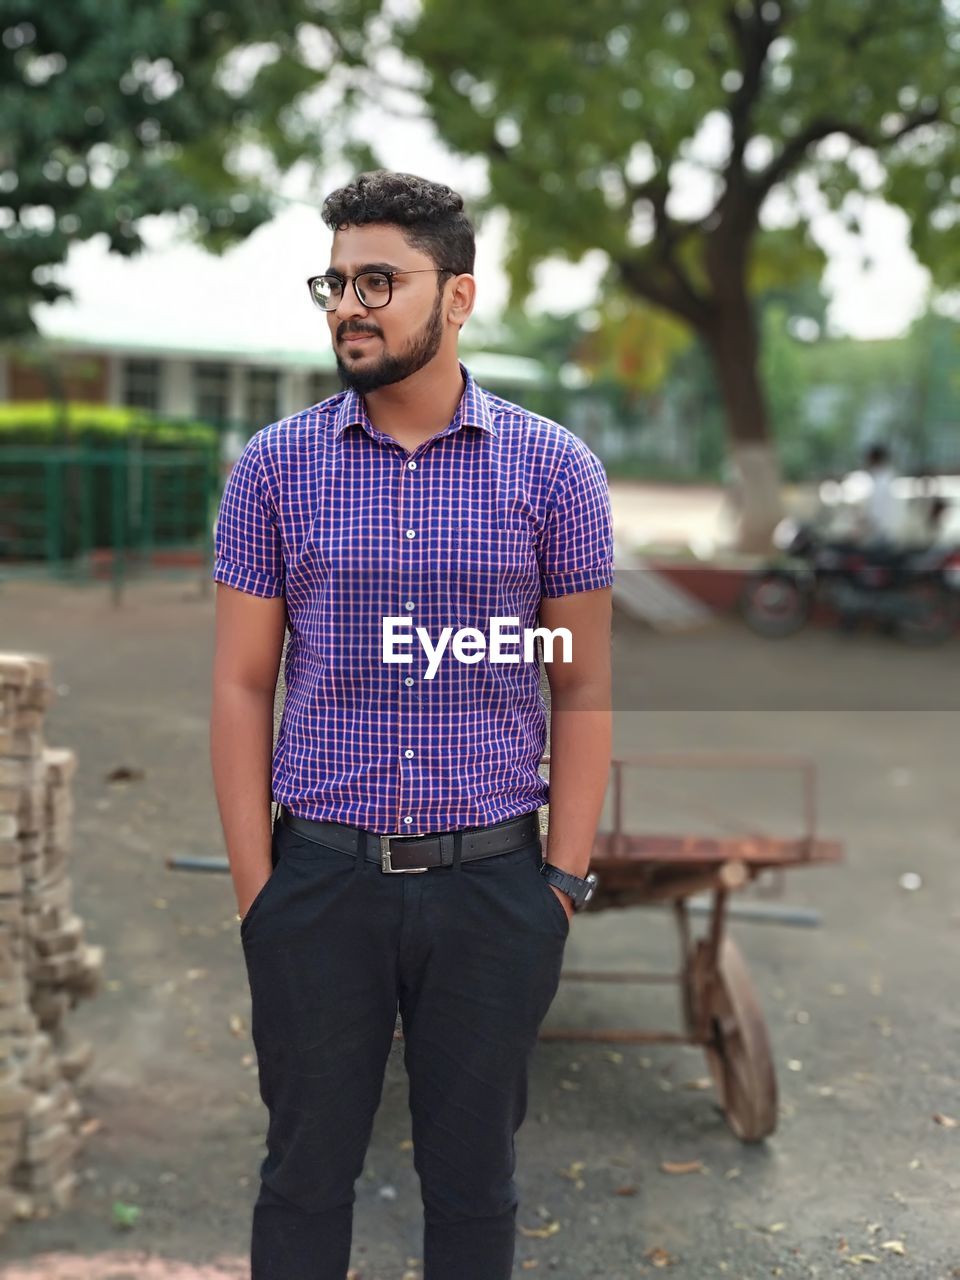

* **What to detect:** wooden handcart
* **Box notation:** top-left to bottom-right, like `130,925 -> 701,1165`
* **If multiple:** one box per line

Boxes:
537,752 -> 843,1143
168,752 -> 841,1145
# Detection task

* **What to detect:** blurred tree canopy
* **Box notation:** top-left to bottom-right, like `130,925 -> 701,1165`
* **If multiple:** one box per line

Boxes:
399,0 -> 960,546
576,296 -> 691,400
492,291 -> 959,484
6,0 -> 959,550
0,0 -> 378,340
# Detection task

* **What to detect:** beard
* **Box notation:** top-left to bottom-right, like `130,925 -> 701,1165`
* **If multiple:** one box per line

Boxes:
335,292 -> 444,394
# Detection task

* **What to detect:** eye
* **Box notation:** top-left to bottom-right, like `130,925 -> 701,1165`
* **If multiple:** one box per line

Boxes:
362,273 -> 391,291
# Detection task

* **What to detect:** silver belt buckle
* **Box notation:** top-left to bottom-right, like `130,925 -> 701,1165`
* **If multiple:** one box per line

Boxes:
379,832 -> 431,873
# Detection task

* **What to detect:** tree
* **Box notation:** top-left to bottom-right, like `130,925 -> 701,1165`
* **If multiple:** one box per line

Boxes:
575,296 -> 691,401
397,0 -> 960,548
0,0 -> 379,340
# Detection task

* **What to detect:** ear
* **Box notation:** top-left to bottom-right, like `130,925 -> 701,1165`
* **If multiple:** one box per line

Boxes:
446,273 -> 476,329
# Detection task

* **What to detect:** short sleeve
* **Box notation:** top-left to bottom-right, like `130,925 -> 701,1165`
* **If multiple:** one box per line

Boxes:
538,439 -> 615,598
212,431 -> 285,598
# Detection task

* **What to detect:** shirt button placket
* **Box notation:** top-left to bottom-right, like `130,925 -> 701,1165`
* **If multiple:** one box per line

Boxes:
399,451 -> 421,832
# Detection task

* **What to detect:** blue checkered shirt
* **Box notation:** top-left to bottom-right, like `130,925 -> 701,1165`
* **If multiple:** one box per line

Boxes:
212,361 -> 613,833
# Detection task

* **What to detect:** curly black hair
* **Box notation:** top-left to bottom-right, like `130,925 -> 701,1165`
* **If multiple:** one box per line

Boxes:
321,171 -> 475,277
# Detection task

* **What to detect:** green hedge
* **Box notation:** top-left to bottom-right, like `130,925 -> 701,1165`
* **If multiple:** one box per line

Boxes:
0,401 -> 219,449
0,403 -> 220,563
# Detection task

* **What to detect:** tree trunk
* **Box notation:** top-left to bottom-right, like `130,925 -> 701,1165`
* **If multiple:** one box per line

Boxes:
702,293 -> 783,553
724,438 -> 783,553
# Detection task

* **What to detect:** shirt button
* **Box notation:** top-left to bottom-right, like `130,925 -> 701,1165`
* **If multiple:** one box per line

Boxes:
404,749 -> 414,758
403,816 -> 413,825
404,677 -> 414,686
405,601 -> 415,611
405,529 -> 416,539
407,460 -> 417,470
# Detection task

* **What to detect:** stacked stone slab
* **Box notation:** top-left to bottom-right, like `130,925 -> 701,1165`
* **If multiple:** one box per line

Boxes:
0,653 -> 102,1233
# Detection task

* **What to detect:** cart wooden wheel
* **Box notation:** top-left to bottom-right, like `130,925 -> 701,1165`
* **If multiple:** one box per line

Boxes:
687,935 -> 778,1142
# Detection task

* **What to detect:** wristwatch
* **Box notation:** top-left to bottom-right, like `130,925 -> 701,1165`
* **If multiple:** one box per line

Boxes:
540,861 -> 599,912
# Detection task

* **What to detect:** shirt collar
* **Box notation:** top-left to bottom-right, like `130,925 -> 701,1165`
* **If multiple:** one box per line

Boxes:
332,361 -> 498,440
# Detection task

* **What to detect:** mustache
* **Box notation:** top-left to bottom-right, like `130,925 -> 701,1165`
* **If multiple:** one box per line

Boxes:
338,325 -> 381,340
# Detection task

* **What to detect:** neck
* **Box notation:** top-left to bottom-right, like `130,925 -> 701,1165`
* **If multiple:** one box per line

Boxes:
363,356 -> 465,440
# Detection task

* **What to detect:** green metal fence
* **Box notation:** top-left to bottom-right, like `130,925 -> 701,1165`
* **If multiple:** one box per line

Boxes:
0,445 -> 221,601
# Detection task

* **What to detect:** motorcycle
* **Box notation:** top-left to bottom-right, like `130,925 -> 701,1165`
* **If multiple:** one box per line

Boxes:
740,519 -> 960,645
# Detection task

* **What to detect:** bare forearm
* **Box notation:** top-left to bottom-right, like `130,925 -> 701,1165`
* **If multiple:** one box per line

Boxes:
210,681 -> 276,913
543,684 -> 612,879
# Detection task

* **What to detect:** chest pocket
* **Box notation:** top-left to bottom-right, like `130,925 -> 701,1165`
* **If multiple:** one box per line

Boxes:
445,513 -> 539,633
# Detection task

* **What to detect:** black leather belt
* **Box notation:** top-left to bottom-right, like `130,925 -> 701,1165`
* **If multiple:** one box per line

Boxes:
277,805 -> 542,873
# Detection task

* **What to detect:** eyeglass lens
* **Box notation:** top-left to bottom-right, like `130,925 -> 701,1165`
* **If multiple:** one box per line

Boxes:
311,272 -> 392,310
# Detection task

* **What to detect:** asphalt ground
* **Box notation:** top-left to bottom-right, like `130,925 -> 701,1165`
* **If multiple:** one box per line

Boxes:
0,576 -> 957,1279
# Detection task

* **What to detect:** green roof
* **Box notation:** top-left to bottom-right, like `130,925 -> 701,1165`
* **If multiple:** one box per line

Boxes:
16,331 -> 553,388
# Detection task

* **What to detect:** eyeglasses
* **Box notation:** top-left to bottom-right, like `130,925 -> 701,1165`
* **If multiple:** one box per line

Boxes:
306,268 -> 454,312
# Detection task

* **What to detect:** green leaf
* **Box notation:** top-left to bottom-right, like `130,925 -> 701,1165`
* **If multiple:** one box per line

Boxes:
111,1200 -> 141,1229
0,0 -> 385,340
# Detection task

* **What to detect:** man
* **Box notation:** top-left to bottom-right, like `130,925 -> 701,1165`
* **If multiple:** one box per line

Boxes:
858,443 -> 901,544
210,170 -> 613,1280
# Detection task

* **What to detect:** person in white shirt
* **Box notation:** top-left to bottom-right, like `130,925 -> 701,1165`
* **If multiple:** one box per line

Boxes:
860,443 -> 901,544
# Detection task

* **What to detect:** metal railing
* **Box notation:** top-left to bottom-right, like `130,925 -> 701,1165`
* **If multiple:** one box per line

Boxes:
0,445 -> 221,602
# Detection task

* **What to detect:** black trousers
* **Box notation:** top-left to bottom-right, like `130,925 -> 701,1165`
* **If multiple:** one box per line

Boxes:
240,812 -> 570,1279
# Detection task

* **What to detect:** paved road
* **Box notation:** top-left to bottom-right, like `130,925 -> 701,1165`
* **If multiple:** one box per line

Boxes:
0,578 -> 957,1278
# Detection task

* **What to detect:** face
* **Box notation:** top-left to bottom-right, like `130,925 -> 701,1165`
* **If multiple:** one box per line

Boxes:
325,223 -> 464,393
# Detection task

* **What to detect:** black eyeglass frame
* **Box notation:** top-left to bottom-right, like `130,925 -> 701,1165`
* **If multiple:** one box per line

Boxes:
306,267 -> 456,312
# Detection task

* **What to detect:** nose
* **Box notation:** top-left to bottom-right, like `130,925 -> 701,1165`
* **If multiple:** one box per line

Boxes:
333,283 -> 368,324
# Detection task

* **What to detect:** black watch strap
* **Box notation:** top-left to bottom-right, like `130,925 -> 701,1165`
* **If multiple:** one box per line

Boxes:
540,861 -> 596,911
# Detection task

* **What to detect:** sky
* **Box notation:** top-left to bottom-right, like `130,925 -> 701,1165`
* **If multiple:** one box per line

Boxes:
33,61 -> 935,356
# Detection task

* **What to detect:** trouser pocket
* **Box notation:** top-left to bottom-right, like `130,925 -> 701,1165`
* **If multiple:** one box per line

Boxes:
529,851 -> 571,936
239,828 -> 285,941
463,840 -> 570,938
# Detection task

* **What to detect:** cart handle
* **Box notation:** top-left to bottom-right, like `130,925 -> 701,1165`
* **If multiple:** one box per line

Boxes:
539,752 -> 818,854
